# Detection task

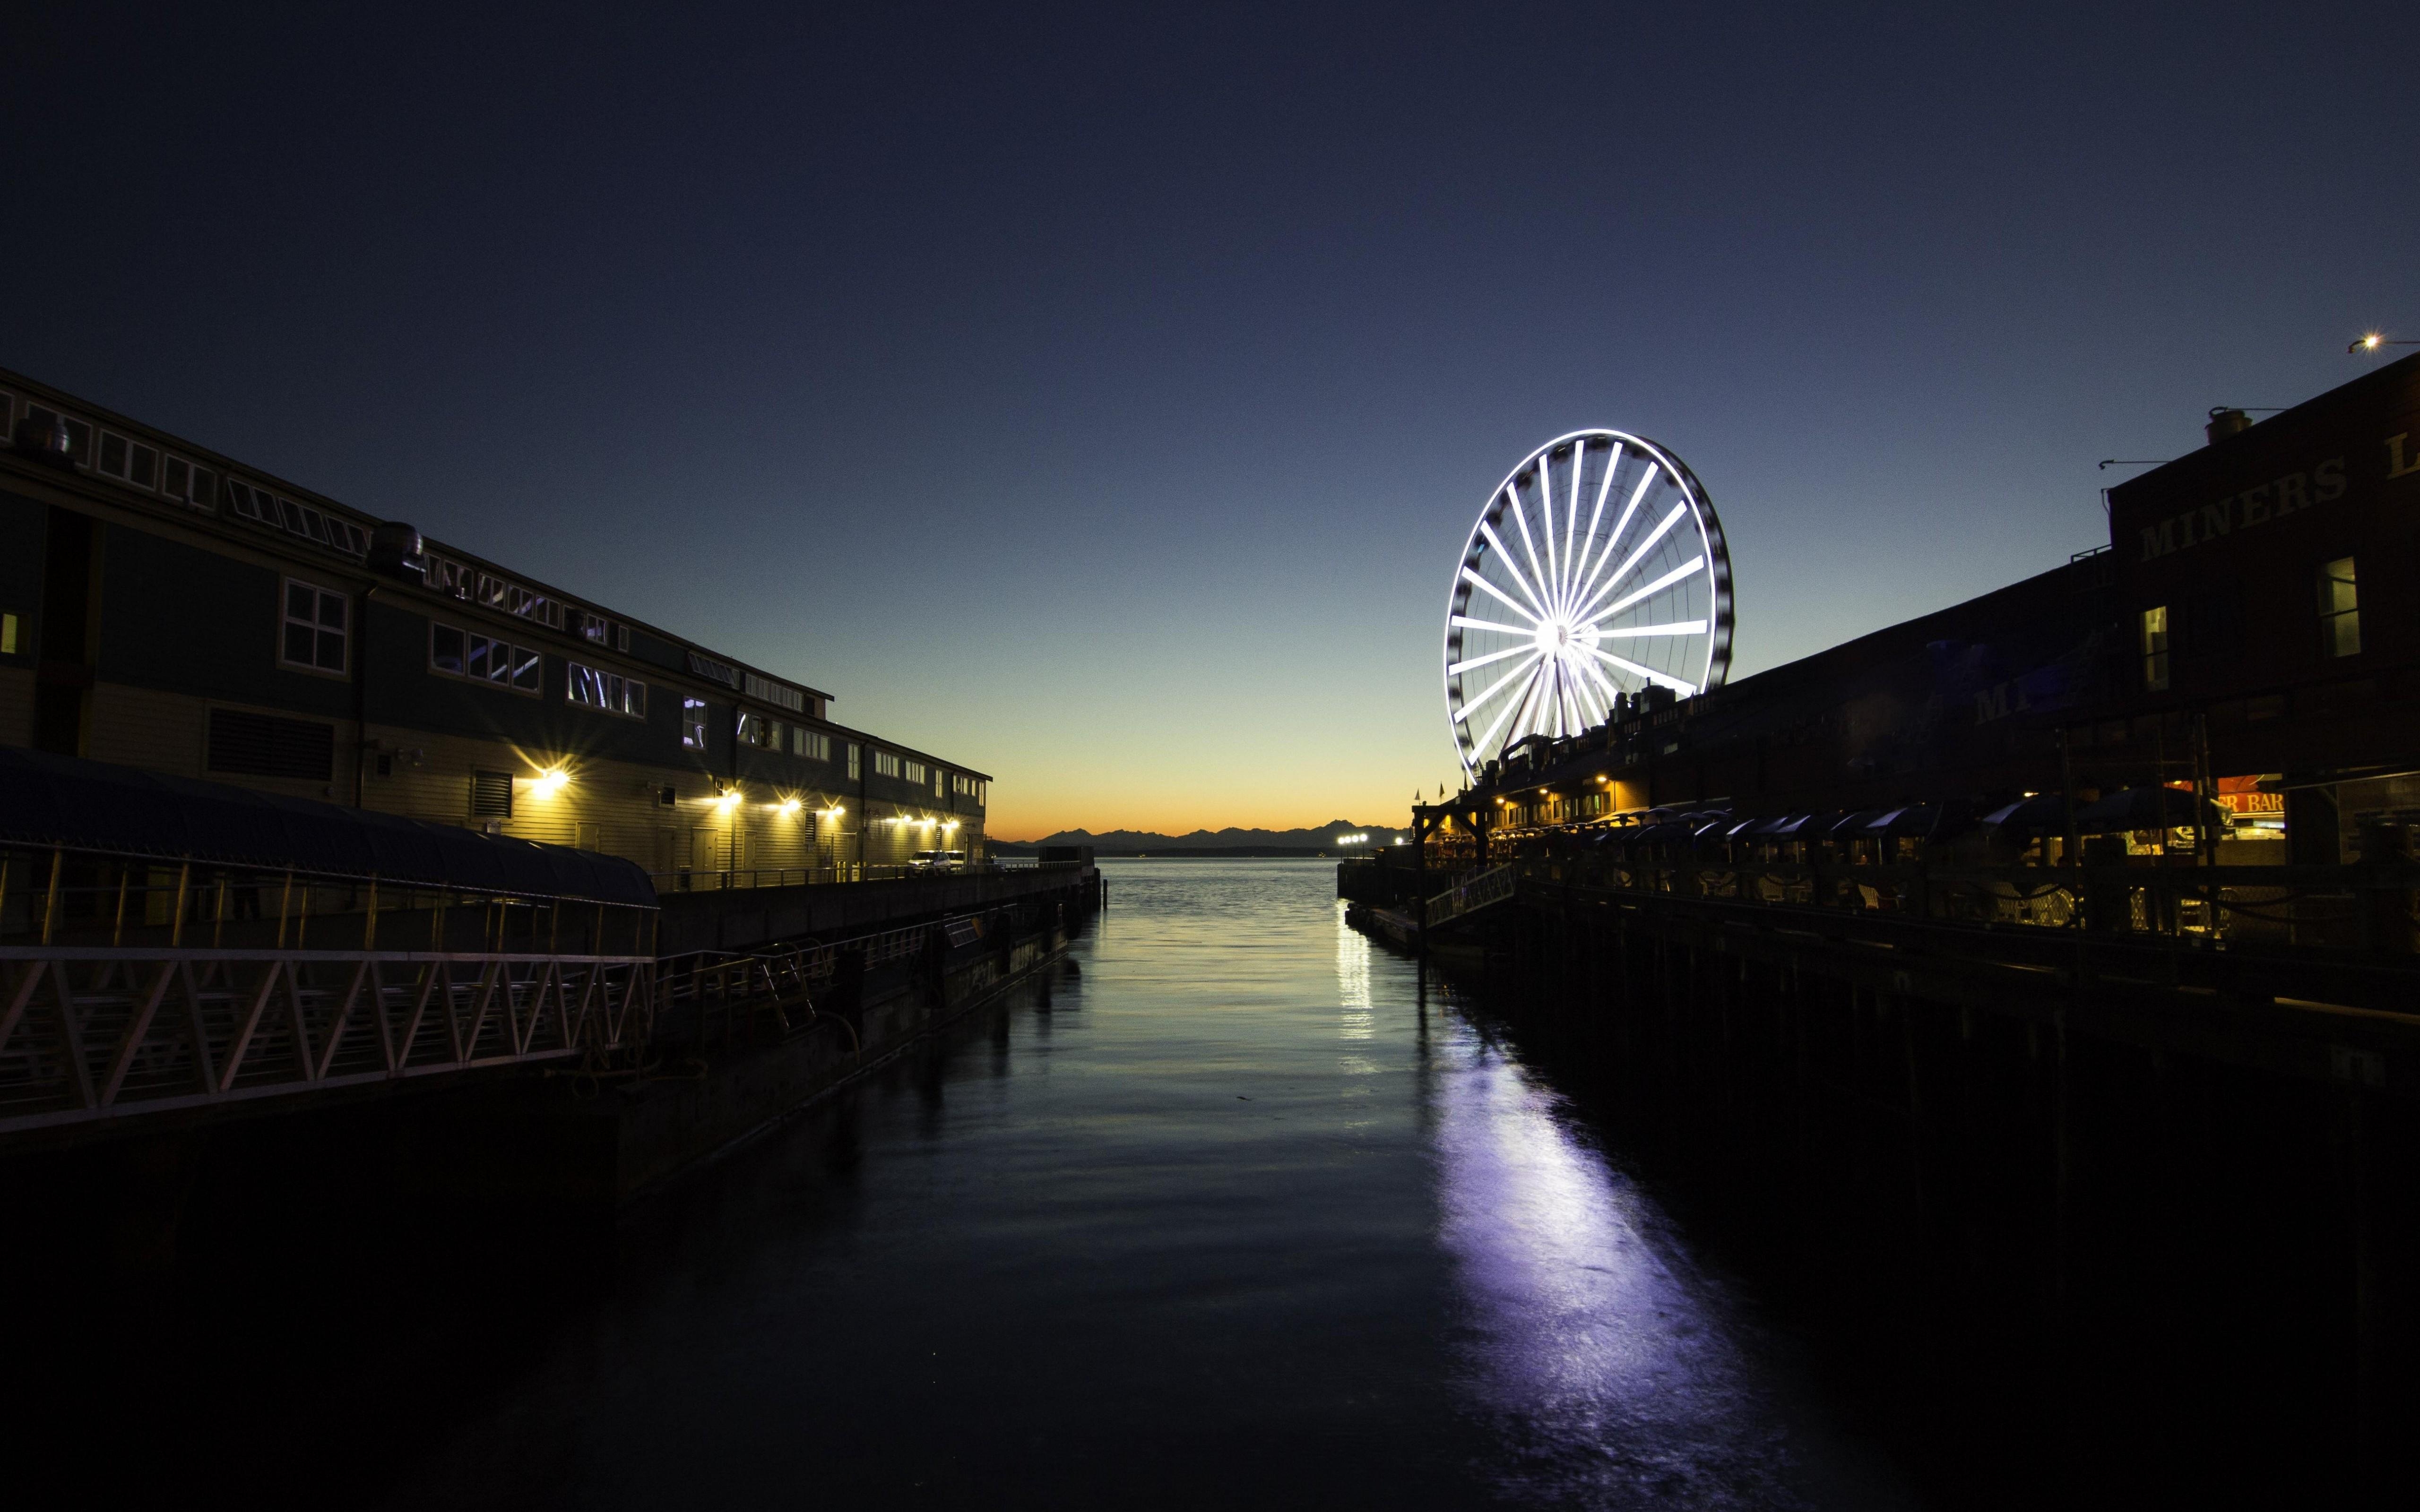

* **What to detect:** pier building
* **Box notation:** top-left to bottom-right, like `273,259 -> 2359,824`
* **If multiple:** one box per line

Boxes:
1345,353 -> 2420,1495
0,365 -> 988,885
1404,350 -> 2420,891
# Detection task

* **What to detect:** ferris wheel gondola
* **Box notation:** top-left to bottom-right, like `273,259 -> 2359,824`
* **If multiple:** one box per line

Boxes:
1443,430 -> 1732,777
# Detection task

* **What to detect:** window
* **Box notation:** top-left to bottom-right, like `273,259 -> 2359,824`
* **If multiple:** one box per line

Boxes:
430,621 -> 543,694
569,661 -> 646,718
232,481 -> 370,555
952,774 -> 986,805
26,406 -> 91,466
682,698 -> 708,750
933,767 -> 944,798
905,759 -> 926,786
96,431 -> 158,488
847,743 -> 861,781
158,455 -> 215,510
874,749 -> 900,779
0,613 -> 15,655
282,579 -> 348,675
743,671 -> 805,713
207,709 -> 334,780
2139,605 -> 2169,692
736,711 -> 779,748
792,728 -> 830,762
471,769 -> 514,818
2320,557 -> 2360,658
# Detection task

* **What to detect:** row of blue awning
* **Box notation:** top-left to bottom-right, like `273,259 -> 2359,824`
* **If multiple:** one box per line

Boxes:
1568,786 -> 2225,851
0,747 -> 657,907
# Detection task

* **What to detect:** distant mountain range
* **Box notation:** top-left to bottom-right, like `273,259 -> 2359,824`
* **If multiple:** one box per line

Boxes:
989,823 -> 1408,856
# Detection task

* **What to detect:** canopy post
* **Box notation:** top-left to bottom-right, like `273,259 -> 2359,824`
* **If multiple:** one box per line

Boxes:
41,849 -> 62,945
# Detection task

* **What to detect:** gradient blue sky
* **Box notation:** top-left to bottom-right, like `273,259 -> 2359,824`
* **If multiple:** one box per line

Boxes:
4,3 -> 2412,837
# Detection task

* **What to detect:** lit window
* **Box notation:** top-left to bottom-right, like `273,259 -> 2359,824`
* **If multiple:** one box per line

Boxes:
1,612 -> 17,655
2319,557 -> 2360,658
430,621 -> 542,694
847,743 -> 861,781
874,750 -> 901,779
2139,605 -> 2169,691
281,579 -> 348,675
568,661 -> 646,718
682,698 -> 708,750
736,711 -> 778,748
905,759 -> 926,786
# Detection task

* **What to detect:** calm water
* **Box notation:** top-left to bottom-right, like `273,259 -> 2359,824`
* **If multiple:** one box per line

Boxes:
381,859 -> 1919,1509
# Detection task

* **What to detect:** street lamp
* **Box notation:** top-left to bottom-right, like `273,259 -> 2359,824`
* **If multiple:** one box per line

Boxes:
2350,333 -> 2418,354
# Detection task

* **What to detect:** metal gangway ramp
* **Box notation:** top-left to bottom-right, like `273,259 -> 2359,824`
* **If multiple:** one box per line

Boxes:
1424,862 -> 1521,931
0,748 -> 659,1140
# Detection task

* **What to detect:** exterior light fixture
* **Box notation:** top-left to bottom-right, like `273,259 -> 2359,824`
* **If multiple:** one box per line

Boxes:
779,798 -> 802,816
2351,333 -> 2416,353
531,767 -> 568,798
718,787 -> 743,810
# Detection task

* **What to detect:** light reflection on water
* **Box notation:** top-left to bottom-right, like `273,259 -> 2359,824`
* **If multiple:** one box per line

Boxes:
1431,1016 -> 1876,1508
375,859 -> 1913,1510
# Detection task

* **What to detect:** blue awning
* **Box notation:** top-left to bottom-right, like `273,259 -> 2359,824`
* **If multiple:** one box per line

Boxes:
0,747 -> 655,907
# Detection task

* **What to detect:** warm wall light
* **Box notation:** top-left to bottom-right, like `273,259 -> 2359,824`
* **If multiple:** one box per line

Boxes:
718,787 -> 743,810
530,767 -> 569,798
778,798 -> 802,816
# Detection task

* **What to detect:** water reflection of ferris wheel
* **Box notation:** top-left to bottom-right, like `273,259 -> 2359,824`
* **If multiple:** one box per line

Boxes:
1443,430 -> 1733,775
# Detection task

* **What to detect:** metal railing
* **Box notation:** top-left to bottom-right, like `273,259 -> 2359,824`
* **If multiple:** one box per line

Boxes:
0,947 -> 655,1136
646,860 -> 1078,893
655,907 -> 1026,1052
1425,863 -> 1521,929
1522,852 -> 2420,953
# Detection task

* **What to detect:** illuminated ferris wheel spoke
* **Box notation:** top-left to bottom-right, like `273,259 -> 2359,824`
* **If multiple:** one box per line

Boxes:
1575,501 -> 1690,623
1597,620 -> 1708,638
1451,614 -> 1540,637
1454,648 -> 1544,723
1595,554 -> 1706,623
1590,644 -> 1698,696
1505,489 -> 1553,610
1534,466 -> 1561,614
1443,430 -> 1732,775
1460,568 -> 1540,623
1447,642 -> 1537,676
1577,655 -> 1625,713
1475,659 -> 1549,754
1561,450 -> 1585,610
1568,443 -> 1623,611
1516,661 -> 1556,743
1477,521 -> 1547,618
1572,465 -> 1659,612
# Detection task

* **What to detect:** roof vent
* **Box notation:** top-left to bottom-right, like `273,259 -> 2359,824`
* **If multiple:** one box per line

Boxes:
367,521 -> 425,578
10,412 -> 74,470
2205,407 -> 2253,445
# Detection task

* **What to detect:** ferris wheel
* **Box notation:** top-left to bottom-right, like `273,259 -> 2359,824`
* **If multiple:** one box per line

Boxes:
1443,430 -> 1732,776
